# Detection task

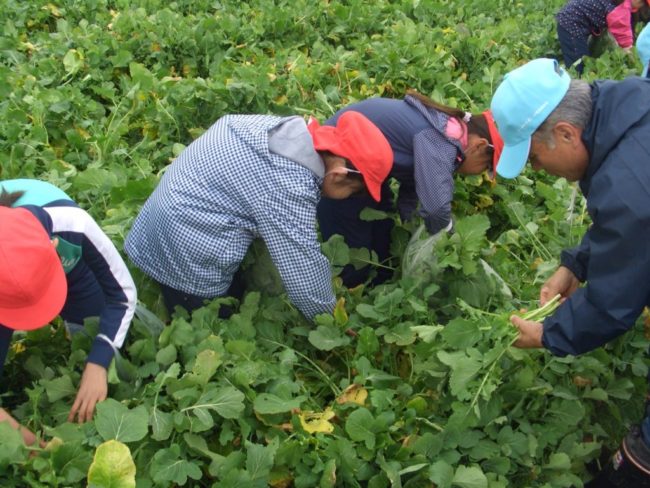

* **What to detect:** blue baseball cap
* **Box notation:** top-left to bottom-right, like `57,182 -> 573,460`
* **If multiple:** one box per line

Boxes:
637,24 -> 650,78
490,58 -> 571,179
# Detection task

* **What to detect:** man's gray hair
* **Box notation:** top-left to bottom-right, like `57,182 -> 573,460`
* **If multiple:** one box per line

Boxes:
534,79 -> 592,147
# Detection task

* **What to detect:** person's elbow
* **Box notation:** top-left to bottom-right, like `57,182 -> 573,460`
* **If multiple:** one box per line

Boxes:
291,292 -> 336,322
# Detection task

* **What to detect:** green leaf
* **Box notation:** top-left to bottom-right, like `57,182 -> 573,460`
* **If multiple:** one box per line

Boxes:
454,215 -> 490,254
356,303 -> 383,321
134,303 -> 165,338
583,388 -> 608,401
440,318 -> 480,349
356,327 -> 380,355
245,439 -> 278,480
188,349 -> 222,385
547,399 -> 586,428
87,440 -> 136,488
50,441 -> 93,483
438,352 -> 482,399
360,207 -> 390,221
63,49 -> 84,76
183,386 -> 245,421
320,458 -> 337,488
606,379 -> 635,400
308,325 -> 351,351
253,393 -> 303,414
0,422 -> 27,468
345,408 -> 376,449
428,460 -> 454,488
544,452 -> 571,470
156,344 -> 177,366
95,399 -> 148,443
150,407 -> 174,441
45,375 -> 77,402
451,465 -> 488,488
411,325 -> 443,343
110,50 -> 133,68
183,433 -> 224,463
383,323 -> 416,346
150,444 -> 202,485
321,234 -> 350,268
129,62 -> 154,91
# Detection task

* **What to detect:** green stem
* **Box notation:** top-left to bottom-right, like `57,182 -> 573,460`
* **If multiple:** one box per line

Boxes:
464,335 -> 518,419
521,294 -> 561,322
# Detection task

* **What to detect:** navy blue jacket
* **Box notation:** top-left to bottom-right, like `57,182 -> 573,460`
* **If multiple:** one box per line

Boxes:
0,180 -> 136,377
325,96 -> 464,234
542,77 -> 650,356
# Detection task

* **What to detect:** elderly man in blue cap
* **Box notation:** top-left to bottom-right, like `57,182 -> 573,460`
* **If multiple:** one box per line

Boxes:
491,58 -> 650,486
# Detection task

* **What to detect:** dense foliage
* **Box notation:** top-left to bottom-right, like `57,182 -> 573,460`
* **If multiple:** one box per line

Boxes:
1,1 -> 648,487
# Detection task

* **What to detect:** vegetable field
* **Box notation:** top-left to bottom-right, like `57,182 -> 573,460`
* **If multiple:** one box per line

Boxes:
1,1 -> 649,487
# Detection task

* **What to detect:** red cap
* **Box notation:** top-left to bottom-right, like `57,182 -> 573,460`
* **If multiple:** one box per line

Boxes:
308,111 -> 393,202
483,109 -> 504,179
0,207 -> 67,330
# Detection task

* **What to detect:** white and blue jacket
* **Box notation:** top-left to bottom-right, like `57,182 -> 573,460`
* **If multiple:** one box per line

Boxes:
0,179 -> 136,374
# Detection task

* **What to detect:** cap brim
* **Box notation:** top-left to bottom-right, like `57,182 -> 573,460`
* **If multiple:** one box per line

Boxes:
0,256 -> 67,331
363,176 -> 382,202
495,138 -> 532,179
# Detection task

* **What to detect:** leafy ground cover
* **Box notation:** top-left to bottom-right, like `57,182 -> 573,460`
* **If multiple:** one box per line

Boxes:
1,1 -> 648,487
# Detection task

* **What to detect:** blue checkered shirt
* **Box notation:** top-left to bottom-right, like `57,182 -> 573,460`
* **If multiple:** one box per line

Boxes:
125,115 -> 336,320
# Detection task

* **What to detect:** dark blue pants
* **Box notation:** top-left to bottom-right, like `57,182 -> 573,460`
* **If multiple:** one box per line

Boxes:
316,188 -> 394,288
158,274 -> 243,319
557,23 -> 589,75
159,283 -> 208,315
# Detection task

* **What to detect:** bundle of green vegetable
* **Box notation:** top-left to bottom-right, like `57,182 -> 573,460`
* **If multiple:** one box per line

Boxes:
465,293 -> 563,416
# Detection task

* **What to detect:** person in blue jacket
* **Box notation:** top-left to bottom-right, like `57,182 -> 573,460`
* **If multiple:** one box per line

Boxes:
490,58 -> 650,486
0,179 -> 137,446
317,91 -> 504,287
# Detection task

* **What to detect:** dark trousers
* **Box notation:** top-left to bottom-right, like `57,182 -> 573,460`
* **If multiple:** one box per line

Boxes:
317,190 -> 394,288
158,271 -> 244,319
159,284 -> 208,315
557,23 -> 589,75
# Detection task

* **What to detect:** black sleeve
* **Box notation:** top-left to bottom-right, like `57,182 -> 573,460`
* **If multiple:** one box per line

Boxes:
0,325 -> 14,380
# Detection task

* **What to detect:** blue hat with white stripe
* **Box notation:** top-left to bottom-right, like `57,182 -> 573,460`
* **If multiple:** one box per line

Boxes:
490,58 -> 571,179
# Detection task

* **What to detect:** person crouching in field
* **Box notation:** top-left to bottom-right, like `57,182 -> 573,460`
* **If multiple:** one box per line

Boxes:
124,111 -> 392,320
491,58 -> 650,486
317,92 -> 503,287
0,179 -> 137,447
556,0 -> 649,74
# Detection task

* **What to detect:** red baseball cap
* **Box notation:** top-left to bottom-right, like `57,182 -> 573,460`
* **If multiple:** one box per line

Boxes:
0,207 -> 67,330
483,109 -> 504,179
308,111 -> 393,202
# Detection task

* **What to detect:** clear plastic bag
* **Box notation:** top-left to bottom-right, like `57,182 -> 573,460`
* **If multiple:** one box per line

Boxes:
401,224 -> 445,282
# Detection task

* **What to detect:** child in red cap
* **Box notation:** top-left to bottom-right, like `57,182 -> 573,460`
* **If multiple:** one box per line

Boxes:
125,112 -> 392,319
317,91 -> 503,287
0,180 -> 137,447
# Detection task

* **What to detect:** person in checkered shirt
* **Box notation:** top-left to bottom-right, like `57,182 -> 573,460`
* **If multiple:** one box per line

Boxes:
125,111 -> 392,320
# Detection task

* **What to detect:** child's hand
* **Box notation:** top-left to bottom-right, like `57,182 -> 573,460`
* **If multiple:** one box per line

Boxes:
68,363 -> 107,423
